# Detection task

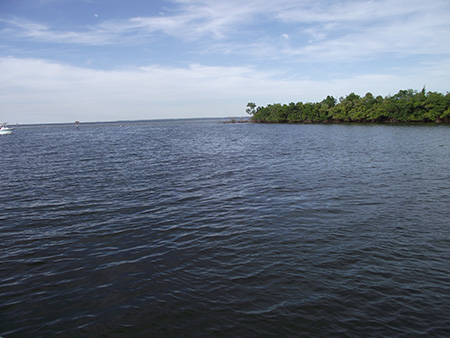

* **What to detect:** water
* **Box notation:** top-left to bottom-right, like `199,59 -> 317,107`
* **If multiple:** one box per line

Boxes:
1,120 -> 450,337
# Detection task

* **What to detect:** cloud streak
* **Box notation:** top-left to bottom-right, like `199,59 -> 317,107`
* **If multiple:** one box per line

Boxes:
2,0 -> 449,61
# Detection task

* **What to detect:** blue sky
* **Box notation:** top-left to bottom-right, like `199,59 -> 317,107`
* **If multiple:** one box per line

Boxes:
1,0 -> 450,124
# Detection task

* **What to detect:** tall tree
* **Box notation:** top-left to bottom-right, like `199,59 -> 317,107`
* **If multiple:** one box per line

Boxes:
246,102 -> 256,115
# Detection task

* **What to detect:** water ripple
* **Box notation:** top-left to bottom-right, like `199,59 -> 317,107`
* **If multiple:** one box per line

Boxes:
1,122 -> 450,337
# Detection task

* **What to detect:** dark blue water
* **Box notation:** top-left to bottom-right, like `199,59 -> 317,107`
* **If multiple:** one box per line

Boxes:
1,120 -> 450,337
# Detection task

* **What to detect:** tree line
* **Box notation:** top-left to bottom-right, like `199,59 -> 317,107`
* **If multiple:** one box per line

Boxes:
246,88 -> 450,123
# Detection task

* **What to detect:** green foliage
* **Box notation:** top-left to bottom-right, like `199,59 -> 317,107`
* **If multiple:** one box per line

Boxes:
249,89 -> 450,123
246,102 -> 257,115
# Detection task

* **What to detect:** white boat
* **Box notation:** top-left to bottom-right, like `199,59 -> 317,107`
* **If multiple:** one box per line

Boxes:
0,123 -> 13,135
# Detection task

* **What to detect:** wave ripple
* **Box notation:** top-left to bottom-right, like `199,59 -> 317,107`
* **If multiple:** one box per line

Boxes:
1,122 -> 450,337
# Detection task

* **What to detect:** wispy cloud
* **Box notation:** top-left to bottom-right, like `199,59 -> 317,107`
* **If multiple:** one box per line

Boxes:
1,0 -> 262,44
2,0 -> 450,62
1,17 -> 114,45
274,0 -> 450,60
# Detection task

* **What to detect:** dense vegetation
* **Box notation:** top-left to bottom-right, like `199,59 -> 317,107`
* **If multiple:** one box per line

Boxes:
246,88 -> 450,123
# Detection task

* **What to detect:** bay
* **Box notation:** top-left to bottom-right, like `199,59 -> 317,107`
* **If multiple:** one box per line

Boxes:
1,120 -> 450,337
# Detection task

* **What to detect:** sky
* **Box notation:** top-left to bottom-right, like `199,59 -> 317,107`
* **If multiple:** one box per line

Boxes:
1,0 -> 450,124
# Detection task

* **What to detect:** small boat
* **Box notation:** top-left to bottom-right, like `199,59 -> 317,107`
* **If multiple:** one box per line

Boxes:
0,123 -> 13,135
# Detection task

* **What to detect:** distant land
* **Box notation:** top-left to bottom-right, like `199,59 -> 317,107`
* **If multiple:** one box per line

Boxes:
247,88 -> 450,124
11,117 -> 241,128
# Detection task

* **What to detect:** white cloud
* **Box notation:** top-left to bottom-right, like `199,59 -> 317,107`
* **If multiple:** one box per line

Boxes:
1,56 -> 448,124
0,57 -> 266,123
